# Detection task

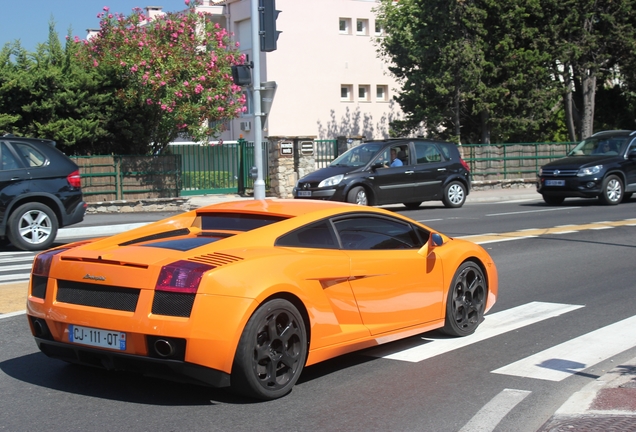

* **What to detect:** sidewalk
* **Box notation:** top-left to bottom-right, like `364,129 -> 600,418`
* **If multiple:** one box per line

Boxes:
537,358 -> 636,431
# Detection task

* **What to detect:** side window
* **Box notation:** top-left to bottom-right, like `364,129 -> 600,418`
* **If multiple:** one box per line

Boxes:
276,221 -> 338,249
0,143 -> 22,171
415,143 -> 443,164
333,216 -> 423,250
12,142 -> 46,167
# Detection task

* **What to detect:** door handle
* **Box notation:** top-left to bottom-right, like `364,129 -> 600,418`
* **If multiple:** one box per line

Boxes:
437,168 -> 447,171
404,170 -> 414,174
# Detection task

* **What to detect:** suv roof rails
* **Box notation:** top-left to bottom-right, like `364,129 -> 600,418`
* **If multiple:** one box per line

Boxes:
591,130 -> 634,137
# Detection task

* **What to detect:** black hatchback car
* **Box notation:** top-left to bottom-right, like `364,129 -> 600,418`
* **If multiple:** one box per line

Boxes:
0,135 -> 86,250
537,130 -> 636,205
293,139 -> 471,208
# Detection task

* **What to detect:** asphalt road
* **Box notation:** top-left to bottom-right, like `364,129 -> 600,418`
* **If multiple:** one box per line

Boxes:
1,196 -> 635,431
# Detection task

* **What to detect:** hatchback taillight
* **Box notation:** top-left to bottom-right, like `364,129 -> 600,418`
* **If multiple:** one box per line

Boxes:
32,248 -> 69,277
155,261 -> 214,294
67,170 -> 81,188
460,158 -> 470,172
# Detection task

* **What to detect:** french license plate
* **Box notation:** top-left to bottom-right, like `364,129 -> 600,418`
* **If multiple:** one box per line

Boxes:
545,180 -> 565,186
297,190 -> 312,197
69,324 -> 126,350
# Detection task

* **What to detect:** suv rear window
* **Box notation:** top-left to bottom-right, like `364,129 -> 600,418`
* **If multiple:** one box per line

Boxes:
11,142 -> 47,167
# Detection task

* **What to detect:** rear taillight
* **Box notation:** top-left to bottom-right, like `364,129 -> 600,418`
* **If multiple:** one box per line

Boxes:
155,260 -> 214,294
32,248 -> 69,277
67,170 -> 81,188
460,158 -> 470,172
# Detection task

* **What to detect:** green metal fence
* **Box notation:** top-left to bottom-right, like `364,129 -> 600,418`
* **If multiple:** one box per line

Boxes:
72,154 -> 181,202
167,140 -> 269,195
461,142 -> 577,181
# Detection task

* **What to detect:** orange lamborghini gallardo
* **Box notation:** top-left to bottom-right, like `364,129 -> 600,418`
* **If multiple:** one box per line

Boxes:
26,199 -> 497,400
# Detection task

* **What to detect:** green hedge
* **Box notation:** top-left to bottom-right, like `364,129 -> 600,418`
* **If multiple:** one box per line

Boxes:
182,171 -> 237,189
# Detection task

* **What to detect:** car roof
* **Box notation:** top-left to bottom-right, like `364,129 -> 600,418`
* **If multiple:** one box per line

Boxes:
1,136 -> 57,146
590,130 -> 636,138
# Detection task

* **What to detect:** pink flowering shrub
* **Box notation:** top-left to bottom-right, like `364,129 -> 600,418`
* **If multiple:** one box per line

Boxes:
77,0 -> 246,150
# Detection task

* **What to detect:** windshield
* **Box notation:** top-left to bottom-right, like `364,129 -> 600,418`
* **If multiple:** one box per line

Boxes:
568,136 -> 629,156
329,142 -> 385,167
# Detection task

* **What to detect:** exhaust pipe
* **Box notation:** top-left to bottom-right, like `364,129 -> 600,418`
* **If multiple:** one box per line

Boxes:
154,339 -> 175,358
33,319 -> 45,337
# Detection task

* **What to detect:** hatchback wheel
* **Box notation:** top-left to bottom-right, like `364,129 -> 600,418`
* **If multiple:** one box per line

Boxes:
442,181 -> 466,208
443,262 -> 486,337
231,299 -> 307,400
7,203 -> 58,251
347,186 -> 368,206
598,175 -> 623,205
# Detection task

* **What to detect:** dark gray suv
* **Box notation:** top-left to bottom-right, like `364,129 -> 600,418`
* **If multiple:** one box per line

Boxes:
0,135 -> 86,250
538,130 -> 636,205
293,139 -> 471,208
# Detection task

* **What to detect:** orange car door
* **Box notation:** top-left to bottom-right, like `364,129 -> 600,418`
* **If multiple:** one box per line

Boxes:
334,215 -> 445,335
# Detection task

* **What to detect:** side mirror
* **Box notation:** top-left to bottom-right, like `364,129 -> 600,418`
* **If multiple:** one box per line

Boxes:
417,232 -> 444,257
370,162 -> 384,171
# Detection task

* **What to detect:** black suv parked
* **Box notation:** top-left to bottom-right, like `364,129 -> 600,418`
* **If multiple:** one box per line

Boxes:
0,135 -> 86,250
293,139 -> 471,208
537,130 -> 636,205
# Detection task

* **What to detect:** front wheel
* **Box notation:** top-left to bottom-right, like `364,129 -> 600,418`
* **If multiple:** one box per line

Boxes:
442,262 -> 487,337
231,299 -> 307,400
347,186 -> 368,206
7,203 -> 58,251
442,181 -> 466,208
598,175 -> 623,205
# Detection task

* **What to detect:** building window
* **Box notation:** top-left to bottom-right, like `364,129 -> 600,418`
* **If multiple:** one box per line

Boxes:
341,85 -> 353,102
374,21 -> 384,36
339,18 -> 351,34
376,85 -> 388,102
356,19 -> 369,36
358,85 -> 370,102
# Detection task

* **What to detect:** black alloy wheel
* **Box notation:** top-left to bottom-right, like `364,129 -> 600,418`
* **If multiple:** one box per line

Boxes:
231,299 -> 307,400
443,261 -> 487,337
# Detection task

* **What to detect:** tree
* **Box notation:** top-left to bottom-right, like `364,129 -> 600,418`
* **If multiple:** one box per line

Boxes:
376,0 -> 560,144
78,1 -> 246,153
542,0 -> 636,141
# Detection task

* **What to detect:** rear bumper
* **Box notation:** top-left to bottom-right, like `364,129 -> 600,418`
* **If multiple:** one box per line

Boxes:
35,337 -> 231,387
61,200 -> 87,227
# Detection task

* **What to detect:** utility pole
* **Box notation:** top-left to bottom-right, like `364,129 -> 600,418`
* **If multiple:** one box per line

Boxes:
250,0 -> 265,200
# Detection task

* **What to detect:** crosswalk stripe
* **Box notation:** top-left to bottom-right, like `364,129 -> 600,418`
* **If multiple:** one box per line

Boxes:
0,273 -> 30,282
458,389 -> 531,432
491,314 -> 636,381
0,264 -> 33,272
366,302 -> 583,362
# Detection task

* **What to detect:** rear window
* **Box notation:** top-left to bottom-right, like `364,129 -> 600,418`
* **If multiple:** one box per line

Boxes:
199,213 -> 287,231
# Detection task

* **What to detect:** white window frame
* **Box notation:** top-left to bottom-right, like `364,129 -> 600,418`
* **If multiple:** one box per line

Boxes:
341,85 -> 353,102
358,85 -> 370,102
376,85 -> 388,102
356,19 -> 369,36
339,18 -> 351,35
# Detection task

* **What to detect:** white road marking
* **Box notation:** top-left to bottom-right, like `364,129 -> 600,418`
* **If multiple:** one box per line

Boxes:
496,199 -> 539,204
486,207 -> 581,217
366,302 -> 583,362
0,264 -> 33,272
458,389 -> 531,432
0,310 -> 26,320
476,235 -> 538,245
417,218 -> 444,223
0,273 -> 30,282
492,314 -> 636,381
552,231 -> 578,234
0,256 -> 34,264
590,226 -> 613,230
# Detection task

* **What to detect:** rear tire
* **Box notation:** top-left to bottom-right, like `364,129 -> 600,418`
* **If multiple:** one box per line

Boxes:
442,181 -> 466,208
347,186 -> 368,206
7,203 -> 58,251
542,195 -> 564,206
598,175 -> 623,205
231,299 -> 307,400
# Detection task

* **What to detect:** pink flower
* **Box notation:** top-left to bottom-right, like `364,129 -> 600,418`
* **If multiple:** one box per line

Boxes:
103,6 -> 110,11
93,60 -> 99,67
146,98 -> 153,105
217,107 -> 224,112
183,81 -> 189,86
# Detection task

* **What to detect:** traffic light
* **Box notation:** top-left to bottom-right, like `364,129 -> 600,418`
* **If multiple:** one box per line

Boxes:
259,0 -> 281,52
